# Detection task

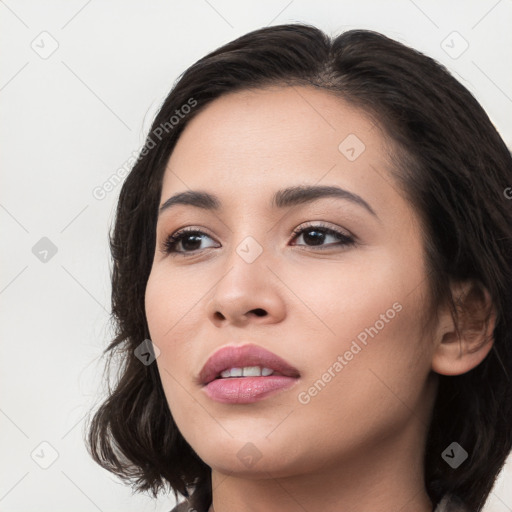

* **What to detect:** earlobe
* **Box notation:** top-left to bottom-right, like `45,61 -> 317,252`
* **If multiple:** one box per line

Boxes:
431,280 -> 496,376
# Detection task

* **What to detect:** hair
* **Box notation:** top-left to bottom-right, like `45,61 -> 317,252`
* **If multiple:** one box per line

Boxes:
85,23 -> 512,512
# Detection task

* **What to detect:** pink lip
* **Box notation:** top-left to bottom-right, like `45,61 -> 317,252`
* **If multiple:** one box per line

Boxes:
198,344 -> 300,404
204,376 -> 299,404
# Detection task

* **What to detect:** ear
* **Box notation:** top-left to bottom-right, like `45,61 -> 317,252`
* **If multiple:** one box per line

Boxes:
431,279 -> 496,376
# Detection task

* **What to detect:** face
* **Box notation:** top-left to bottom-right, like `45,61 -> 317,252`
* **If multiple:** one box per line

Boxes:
145,86 -> 439,478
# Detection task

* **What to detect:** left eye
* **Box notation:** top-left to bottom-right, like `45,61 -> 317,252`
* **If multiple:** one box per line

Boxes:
161,224 -> 355,256
291,224 -> 355,249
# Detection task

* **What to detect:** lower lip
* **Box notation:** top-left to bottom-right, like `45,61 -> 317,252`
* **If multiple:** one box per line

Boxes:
203,376 -> 299,404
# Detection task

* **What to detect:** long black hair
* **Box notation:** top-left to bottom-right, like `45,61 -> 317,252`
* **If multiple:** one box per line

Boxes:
85,23 -> 512,512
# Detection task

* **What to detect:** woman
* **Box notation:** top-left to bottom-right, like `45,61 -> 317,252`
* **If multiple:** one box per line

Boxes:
86,24 -> 512,512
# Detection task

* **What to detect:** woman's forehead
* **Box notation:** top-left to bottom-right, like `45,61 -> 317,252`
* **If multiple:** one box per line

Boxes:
174,85 -> 376,145
158,85 -> 408,229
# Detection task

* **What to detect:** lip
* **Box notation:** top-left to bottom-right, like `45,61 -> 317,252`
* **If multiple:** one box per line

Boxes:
198,343 -> 300,404
199,343 -> 300,385
204,376 -> 299,404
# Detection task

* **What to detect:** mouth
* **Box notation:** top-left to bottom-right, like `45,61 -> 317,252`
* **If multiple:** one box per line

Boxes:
199,343 -> 300,385
213,365 -> 287,379
198,343 -> 301,404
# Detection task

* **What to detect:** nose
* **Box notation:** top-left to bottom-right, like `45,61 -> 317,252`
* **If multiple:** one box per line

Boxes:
206,245 -> 286,328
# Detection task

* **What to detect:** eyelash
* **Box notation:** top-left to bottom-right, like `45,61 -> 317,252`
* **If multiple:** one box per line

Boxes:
161,222 -> 356,257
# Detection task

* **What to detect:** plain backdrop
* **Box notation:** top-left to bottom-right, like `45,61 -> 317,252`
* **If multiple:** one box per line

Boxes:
1,1 -> 511,511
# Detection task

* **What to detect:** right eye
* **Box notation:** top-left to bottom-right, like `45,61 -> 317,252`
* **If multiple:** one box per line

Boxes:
161,228 -> 219,256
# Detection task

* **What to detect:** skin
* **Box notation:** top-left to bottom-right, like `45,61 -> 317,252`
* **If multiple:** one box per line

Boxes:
144,86 -> 495,512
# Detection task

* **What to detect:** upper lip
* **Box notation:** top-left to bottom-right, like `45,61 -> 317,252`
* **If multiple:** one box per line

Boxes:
198,343 -> 300,385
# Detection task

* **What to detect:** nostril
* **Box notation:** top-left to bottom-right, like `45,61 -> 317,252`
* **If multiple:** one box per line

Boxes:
251,308 -> 267,317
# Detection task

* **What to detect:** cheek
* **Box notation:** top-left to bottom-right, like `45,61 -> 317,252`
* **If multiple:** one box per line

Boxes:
288,247 -> 432,409
144,266 -> 211,409
144,271 -> 193,399
145,272 -> 172,342
284,247 -> 424,346
144,265 -> 206,346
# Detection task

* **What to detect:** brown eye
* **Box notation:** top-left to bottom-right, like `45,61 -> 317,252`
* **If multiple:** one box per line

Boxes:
290,224 -> 355,249
162,229 -> 218,256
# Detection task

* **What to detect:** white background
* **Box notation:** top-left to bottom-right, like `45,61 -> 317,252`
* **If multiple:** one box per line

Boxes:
1,1 -> 511,511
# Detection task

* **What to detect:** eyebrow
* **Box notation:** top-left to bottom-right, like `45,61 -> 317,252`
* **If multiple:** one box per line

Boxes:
158,185 -> 377,218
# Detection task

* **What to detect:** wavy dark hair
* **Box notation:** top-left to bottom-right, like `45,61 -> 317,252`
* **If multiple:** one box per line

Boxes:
85,23 -> 512,512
